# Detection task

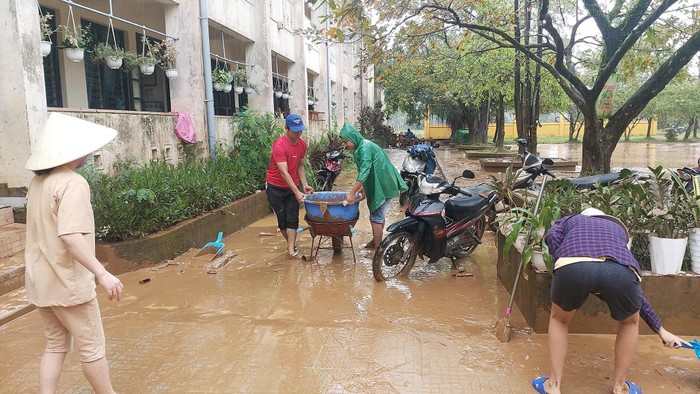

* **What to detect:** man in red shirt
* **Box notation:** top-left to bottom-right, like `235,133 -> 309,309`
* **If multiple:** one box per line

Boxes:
266,114 -> 313,258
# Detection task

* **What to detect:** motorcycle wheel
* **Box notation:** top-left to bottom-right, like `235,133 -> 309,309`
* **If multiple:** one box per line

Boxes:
315,174 -> 331,191
454,216 -> 486,257
372,231 -> 417,282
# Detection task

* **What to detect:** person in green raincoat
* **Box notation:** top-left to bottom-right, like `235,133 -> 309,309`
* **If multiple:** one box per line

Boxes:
339,123 -> 407,250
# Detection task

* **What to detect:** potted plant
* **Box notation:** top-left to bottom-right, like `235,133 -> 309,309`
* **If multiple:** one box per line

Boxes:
39,13 -> 54,57
154,39 -> 178,79
308,95 -> 315,106
91,42 -> 126,69
642,166 -> 692,274
58,23 -> 91,63
231,69 -> 248,94
212,68 -> 231,92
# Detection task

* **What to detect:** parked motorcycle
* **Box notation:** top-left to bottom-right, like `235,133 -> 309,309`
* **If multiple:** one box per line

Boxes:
315,148 -> 346,191
399,144 -> 437,205
372,169 -> 499,282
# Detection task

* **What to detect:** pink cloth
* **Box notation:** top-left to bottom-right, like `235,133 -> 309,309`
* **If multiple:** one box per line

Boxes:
172,111 -> 196,144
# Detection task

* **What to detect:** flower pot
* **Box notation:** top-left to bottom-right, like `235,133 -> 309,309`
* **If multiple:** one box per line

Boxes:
689,228 -> 700,274
213,82 -> 224,91
308,100 -> 314,105
223,84 -> 233,93
648,234 -> 687,275
274,91 -> 282,98
244,87 -> 254,95
106,56 -> 123,70
41,41 -> 52,57
165,68 -> 178,79
64,47 -> 84,63
531,250 -> 547,272
234,86 -> 244,94
282,93 -> 289,99
140,63 -> 155,75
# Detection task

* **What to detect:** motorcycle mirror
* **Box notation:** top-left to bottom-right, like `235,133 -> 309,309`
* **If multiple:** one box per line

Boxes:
516,138 -> 528,146
542,158 -> 554,165
462,170 -> 475,179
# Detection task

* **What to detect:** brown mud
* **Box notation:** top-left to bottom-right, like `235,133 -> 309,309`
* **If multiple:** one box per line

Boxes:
0,142 -> 698,393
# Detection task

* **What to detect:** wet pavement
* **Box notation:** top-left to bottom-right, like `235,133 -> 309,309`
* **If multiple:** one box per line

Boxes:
1,142 -> 699,393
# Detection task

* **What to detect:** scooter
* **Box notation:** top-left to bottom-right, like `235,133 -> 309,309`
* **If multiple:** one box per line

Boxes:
372,169 -> 499,282
399,144 -> 437,205
315,148 -> 346,191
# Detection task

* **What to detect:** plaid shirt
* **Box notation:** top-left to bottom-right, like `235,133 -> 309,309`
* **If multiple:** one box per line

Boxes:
546,214 -> 662,332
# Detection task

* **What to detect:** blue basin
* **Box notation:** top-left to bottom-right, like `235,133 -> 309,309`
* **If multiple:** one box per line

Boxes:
303,192 -> 361,223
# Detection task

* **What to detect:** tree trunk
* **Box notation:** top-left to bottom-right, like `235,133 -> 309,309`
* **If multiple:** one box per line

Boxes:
646,117 -> 653,138
478,93 -> 490,144
581,106 -> 608,175
494,95 -> 505,149
683,117 -> 694,140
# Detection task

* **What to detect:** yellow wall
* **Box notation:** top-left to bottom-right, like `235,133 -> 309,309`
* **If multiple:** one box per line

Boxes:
423,115 -> 657,140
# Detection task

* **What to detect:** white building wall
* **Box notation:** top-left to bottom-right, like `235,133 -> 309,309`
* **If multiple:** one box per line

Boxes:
1,0 -> 370,190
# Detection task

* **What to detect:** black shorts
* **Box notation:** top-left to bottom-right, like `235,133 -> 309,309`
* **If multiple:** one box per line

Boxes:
551,260 -> 642,321
266,184 -> 300,230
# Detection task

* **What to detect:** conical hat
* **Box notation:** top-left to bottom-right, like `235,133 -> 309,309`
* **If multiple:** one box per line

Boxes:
26,113 -> 117,171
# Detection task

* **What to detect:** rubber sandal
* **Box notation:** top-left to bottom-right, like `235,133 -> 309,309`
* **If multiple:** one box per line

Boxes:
285,250 -> 301,260
626,380 -> 642,394
531,376 -> 548,394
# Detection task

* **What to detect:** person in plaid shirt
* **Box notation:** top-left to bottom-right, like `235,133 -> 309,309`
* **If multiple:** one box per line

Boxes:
532,208 -> 690,394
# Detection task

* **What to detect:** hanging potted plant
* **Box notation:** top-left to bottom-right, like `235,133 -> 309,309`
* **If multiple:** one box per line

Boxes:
58,23 -> 91,63
212,68 -> 231,92
39,13 -> 54,57
231,69 -> 248,94
154,39 -> 178,79
244,83 -> 256,95
92,42 -> 126,69
308,95 -> 316,106
136,38 -> 158,75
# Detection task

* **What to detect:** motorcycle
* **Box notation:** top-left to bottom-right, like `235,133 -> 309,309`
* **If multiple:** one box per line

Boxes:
399,144 -> 438,205
372,169 -> 499,282
315,148 -> 346,191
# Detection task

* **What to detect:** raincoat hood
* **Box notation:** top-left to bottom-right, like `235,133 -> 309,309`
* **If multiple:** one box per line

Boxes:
339,123 -> 407,212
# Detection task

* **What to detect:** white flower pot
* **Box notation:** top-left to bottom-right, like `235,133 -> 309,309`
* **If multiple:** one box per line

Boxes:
274,91 -> 282,98
689,228 -> 700,274
223,84 -> 233,93
213,82 -> 224,91
165,69 -> 178,79
140,63 -> 155,75
41,41 -> 52,57
649,234 -> 687,275
234,86 -> 244,94
308,100 -> 314,105
244,87 -> 254,95
106,56 -> 123,70
282,93 -> 289,99
531,250 -> 547,272
65,47 -> 84,63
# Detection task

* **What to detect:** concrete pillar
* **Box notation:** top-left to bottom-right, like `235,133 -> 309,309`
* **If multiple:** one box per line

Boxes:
0,0 -> 48,188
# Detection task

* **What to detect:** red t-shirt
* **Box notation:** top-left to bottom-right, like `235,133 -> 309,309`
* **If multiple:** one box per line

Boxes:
265,135 -> 307,189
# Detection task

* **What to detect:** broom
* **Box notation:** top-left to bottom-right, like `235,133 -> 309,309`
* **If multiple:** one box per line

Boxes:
495,174 -> 549,342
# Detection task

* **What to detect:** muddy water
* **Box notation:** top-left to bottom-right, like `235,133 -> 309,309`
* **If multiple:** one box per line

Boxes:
0,142 -> 698,393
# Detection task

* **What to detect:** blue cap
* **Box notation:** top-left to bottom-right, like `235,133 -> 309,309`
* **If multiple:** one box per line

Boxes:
285,114 -> 306,132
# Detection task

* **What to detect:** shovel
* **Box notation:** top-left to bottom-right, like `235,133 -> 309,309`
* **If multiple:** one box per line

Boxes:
681,339 -> 700,360
195,231 -> 225,261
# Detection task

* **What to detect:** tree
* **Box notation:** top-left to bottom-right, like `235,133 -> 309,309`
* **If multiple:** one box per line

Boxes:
315,0 -> 700,174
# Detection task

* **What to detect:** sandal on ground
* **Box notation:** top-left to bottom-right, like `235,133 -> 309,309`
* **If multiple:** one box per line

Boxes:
531,377 -> 549,394
285,250 -> 301,260
626,381 -> 642,394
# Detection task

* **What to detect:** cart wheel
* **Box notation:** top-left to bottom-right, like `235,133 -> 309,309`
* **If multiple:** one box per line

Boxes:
372,231 -> 417,282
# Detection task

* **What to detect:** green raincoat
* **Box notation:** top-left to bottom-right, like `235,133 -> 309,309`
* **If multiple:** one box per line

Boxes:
339,123 -> 407,212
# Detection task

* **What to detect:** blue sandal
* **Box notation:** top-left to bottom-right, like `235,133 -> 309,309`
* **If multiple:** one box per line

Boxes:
626,380 -> 642,394
531,376 -> 548,394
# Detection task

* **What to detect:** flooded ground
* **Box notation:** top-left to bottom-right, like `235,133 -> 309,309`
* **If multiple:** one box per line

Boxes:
0,142 -> 698,393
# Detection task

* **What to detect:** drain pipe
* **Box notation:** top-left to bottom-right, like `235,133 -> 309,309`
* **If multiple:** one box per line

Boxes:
199,0 -> 217,158
325,2 -> 333,132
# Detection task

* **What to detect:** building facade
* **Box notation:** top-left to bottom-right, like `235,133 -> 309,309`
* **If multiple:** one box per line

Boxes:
1,0 -> 373,190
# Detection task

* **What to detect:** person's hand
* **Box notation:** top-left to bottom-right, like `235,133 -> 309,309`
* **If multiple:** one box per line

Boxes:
97,271 -> 124,301
658,327 -> 691,348
303,185 -> 314,195
295,190 -> 305,203
345,192 -> 355,206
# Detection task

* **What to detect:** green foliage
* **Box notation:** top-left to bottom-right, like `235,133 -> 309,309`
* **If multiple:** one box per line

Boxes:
59,23 -> 91,48
152,39 -> 177,68
39,13 -> 54,40
79,111 -> 281,242
357,102 -> 396,147
90,43 -> 126,63
212,68 -> 232,85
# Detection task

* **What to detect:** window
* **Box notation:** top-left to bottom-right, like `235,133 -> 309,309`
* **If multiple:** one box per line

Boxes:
211,59 -> 247,115
84,21 -> 133,110
41,6 -> 62,108
137,33 -> 170,113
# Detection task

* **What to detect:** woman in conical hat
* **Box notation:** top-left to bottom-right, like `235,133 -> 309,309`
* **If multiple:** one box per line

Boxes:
25,113 -> 123,393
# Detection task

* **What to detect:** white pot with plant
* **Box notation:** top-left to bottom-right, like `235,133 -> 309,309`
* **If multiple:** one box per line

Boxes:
212,68 -> 231,92
244,86 -> 255,95
234,86 -> 244,94
59,23 -> 91,63
39,13 -> 54,57
92,42 -> 126,70
154,39 -> 178,79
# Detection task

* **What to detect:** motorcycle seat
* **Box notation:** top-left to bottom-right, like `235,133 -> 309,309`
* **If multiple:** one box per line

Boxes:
445,184 -> 495,221
568,173 -> 620,189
